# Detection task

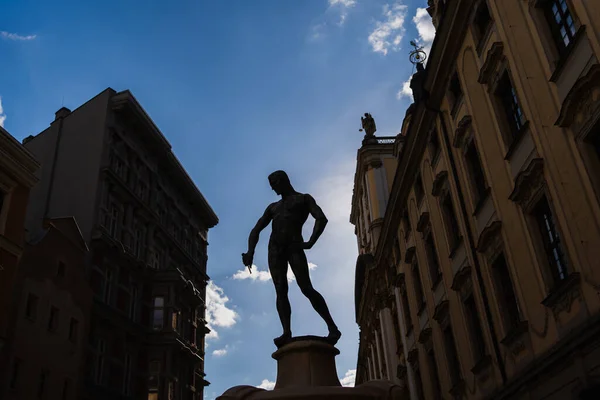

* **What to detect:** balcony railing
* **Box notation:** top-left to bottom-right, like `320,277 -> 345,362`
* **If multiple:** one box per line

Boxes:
362,136 -> 397,146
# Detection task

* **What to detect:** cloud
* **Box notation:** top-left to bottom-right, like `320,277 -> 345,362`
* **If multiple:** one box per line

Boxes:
396,79 -> 412,100
340,369 -> 356,387
205,281 -> 239,340
328,0 -> 356,26
1,31 -> 37,41
0,97 -> 5,127
257,379 -> 276,390
412,7 -> 436,63
212,346 -> 229,357
368,2 -> 408,55
232,263 -> 317,283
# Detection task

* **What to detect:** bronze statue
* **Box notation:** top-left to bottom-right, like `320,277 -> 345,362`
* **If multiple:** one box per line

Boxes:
360,113 -> 377,137
242,171 -> 341,348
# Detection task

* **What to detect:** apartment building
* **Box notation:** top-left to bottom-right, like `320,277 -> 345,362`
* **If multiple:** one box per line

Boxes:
19,88 -> 218,400
351,1 -> 600,399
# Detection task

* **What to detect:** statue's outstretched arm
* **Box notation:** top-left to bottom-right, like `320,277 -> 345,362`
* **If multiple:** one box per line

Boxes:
305,195 -> 328,248
243,206 -> 272,268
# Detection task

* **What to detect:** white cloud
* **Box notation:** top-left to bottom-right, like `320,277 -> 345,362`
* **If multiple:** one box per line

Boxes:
205,281 -> 239,340
1,31 -> 37,41
212,346 -> 229,357
328,0 -> 356,26
396,79 -> 412,100
340,369 -> 356,387
368,2 -> 408,55
0,96 -> 5,127
257,379 -> 276,390
232,263 -> 317,283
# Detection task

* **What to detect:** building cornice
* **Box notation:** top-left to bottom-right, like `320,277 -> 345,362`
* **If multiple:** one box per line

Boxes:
0,127 -> 40,188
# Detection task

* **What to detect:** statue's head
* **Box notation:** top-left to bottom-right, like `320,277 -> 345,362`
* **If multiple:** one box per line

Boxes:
268,170 -> 292,195
364,113 -> 369,117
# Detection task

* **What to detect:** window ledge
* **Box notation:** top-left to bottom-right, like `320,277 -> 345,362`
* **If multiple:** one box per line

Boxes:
470,354 -> 492,375
472,187 -> 491,216
549,25 -> 587,83
541,272 -> 581,311
449,237 -> 464,259
430,151 -> 441,169
431,273 -> 443,289
504,121 -> 531,161
500,320 -> 529,347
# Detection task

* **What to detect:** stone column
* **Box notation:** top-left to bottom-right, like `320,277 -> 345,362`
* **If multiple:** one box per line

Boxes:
394,287 -> 418,400
379,307 -> 398,383
370,345 -> 379,379
374,329 -> 385,379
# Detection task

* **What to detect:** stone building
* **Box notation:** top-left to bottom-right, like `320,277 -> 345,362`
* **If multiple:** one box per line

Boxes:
0,125 -> 39,362
351,0 -> 600,399
19,88 -> 219,400
1,217 -> 92,400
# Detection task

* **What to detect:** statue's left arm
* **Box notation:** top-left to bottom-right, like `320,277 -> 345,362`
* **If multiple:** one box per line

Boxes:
304,194 -> 328,249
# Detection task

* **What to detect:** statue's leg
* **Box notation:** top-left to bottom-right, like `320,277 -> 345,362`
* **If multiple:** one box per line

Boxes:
289,250 -> 341,343
269,246 -> 292,346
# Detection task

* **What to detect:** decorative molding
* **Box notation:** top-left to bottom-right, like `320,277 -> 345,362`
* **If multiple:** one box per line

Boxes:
509,158 -> 545,211
451,265 -> 472,292
541,273 -> 582,319
471,355 -> 493,382
478,42 -> 505,84
407,348 -> 419,366
416,212 -> 430,234
431,171 -> 449,197
433,300 -> 450,324
555,65 -> 600,129
476,220 -> 503,260
500,320 -> 529,357
404,246 -> 416,264
394,273 -> 406,287
453,115 -> 473,148
368,218 -> 385,233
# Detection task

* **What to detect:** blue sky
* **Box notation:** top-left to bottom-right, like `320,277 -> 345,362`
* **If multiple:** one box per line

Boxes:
0,0 -> 434,396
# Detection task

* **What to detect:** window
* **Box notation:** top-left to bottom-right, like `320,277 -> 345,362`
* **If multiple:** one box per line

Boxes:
412,262 -> 426,311
543,0 -> 578,54
400,288 -> 413,332
441,193 -> 460,250
48,306 -> 59,332
9,359 -> 20,389
69,318 -> 79,343
95,339 -> 105,384
153,297 -> 165,330
25,293 -> 39,320
429,130 -> 441,162
496,71 -> 526,140
425,232 -> 441,285
464,295 -> 486,364
589,131 -> 600,161
106,202 -> 120,238
449,72 -> 463,114
426,348 -> 442,400
62,379 -> 70,400
103,270 -> 113,304
0,189 -> 6,215
465,139 -> 488,205
133,220 -> 146,258
492,254 -> 521,329
172,310 -> 180,332
473,0 -> 492,43
57,261 -> 66,277
129,287 -> 138,321
443,326 -> 462,386
414,366 -> 425,400
532,195 -> 568,283
415,173 -> 425,204
38,370 -> 48,399
148,361 -> 160,399
123,354 -> 132,395
403,211 -> 412,238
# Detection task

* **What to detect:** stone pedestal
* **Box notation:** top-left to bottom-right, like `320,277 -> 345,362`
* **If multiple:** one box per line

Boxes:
217,338 -> 404,400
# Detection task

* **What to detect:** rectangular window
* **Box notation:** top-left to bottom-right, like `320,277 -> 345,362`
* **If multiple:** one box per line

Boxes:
426,348 -> 442,400
69,318 -> 79,343
25,293 -> 39,320
38,370 -> 48,399
133,220 -> 146,258
544,0 -> 578,54
0,189 -> 6,215
465,139 -> 488,204
153,297 -> 165,330
95,339 -> 105,384
464,295 -> 486,364
532,195 -> 568,284
429,130 -> 441,162
123,354 -> 132,395
425,232 -> 441,285
443,326 -> 462,386
48,306 -> 59,332
474,0 -> 492,43
415,173 -> 425,205
412,263 -> 426,311
129,287 -> 138,321
103,270 -> 112,304
493,254 -> 521,329
441,193 -> 460,250
9,359 -> 20,389
414,367 -> 425,400
449,72 -> 463,114
62,379 -> 70,400
496,71 -> 526,140
148,361 -> 160,399
400,289 -> 413,332
403,211 -> 412,238
107,202 -> 120,238
172,310 -> 180,332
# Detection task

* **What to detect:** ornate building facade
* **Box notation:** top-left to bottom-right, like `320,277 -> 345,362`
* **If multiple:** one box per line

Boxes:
17,89 -> 218,400
352,1 -> 600,399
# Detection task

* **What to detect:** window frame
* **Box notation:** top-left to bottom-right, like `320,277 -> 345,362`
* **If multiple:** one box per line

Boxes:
463,294 -> 487,366
472,0 -> 493,53
25,293 -> 39,321
48,306 -> 59,332
542,0 -> 579,56
424,230 -> 442,287
153,296 -> 165,330
463,137 -> 489,208
494,69 -> 527,144
491,253 -> 522,332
